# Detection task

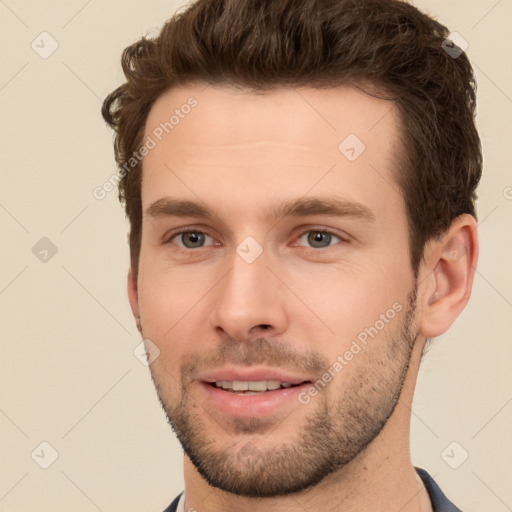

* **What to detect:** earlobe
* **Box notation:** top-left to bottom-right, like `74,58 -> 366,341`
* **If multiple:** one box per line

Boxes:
127,270 -> 142,333
419,214 -> 479,338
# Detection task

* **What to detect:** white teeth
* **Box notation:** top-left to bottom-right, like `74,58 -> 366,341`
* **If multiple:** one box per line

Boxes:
214,380 -> 292,391
249,381 -> 271,391
231,380 -> 250,391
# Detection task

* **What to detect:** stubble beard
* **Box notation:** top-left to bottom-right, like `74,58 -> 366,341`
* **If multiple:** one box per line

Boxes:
148,288 -> 418,497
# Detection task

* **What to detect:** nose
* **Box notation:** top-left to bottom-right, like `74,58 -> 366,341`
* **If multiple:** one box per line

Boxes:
209,248 -> 289,341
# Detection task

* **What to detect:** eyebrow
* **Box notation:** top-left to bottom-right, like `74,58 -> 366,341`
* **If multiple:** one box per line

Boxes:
145,196 -> 375,223
145,196 -> 375,226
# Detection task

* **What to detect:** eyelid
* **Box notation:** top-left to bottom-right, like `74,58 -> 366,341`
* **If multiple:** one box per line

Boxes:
163,226 -> 218,247
292,226 -> 351,247
162,225 -> 350,249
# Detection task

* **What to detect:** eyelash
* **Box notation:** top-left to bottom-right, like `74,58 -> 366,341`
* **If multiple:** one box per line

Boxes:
165,227 -> 349,250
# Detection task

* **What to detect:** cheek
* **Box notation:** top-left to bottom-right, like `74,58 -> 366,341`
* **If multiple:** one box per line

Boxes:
138,277 -> 186,333
136,257 -> 221,348
284,257 -> 407,343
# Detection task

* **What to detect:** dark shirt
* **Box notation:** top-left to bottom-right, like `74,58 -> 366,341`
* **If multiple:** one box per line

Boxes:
163,467 -> 462,512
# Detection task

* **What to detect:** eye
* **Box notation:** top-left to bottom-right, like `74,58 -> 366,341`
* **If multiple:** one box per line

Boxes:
169,230 -> 215,249
297,229 -> 344,249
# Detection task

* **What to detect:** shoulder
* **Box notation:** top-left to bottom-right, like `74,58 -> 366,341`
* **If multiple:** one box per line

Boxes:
416,467 -> 463,512
162,491 -> 183,512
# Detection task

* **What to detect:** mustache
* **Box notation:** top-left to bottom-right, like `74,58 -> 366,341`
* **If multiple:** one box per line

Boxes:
180,337 -> 329,382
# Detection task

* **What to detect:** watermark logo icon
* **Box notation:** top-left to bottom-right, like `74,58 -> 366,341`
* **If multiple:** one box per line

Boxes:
338,134 -> 366,162
442,32 -> 468,59
32,237 -> 58,263
238,442 -> 262,468
31,441 -> 59,469
133,339 -> 161,366
441,441 -> 469,469
31,32 -> 59,59
236,236 -> 263,264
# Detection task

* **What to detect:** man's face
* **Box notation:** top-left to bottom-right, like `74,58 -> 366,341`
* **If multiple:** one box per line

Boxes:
133,85 -> 419,496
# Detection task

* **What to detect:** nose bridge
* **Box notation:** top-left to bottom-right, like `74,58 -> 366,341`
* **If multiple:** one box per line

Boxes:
210,243 -> 287,338
229,250 -> 269,304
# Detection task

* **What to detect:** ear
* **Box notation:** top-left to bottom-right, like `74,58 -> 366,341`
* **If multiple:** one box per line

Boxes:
418,214 -> 479,338
127,269 -> 142,333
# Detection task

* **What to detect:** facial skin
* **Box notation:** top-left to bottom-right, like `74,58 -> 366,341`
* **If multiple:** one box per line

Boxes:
128,85 -> 478,512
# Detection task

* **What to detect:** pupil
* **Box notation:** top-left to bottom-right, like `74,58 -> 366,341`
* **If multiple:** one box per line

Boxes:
183,232 -> 204,248
308,231 -> 331,248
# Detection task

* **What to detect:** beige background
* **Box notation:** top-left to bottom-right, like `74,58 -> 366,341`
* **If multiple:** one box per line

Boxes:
1,0 -> 511,510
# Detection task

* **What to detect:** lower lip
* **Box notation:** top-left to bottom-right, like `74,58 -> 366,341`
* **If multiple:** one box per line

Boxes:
199,382 -> 310,418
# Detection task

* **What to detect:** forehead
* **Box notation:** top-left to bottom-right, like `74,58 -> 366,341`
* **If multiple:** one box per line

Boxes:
142,84 -> 402,217
145,84 -> 399,152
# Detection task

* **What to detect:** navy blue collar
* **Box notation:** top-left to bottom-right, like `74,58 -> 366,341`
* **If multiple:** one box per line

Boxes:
416,467 -> 462,511
163,468 -> 462,512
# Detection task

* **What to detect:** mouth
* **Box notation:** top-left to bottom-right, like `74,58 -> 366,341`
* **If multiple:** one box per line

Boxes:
196,367 -> 316,417
198,373 -> 314,418
207,380 -> 312,395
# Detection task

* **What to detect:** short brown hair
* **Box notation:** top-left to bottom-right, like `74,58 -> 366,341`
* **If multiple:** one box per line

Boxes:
102,0 -> 482,280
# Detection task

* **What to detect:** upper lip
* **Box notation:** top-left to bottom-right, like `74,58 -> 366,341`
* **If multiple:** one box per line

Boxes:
197,367 -> 314,385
